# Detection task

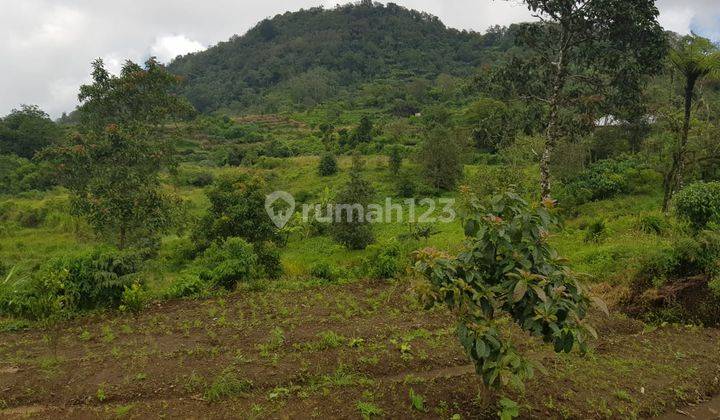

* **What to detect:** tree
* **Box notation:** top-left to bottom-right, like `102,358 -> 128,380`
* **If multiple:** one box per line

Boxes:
318,152 -> 339,176
387,144 -> 402,176
0,105 -> 61,159
463,98 -> 514,153
419,127 -> 464,191
502,0 -> 666,200
194,174 -> 280,247
332,154 -> 375,250
662,35 -> 720,211
352,116 -> 374,144
414,192 -> 599,396
49,58 -> 191,249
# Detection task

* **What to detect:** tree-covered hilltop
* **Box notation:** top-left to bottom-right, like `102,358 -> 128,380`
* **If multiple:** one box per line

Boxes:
167,1 -> 514,113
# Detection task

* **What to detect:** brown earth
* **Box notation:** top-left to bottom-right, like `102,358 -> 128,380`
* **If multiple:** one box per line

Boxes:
1,278 -> 719,419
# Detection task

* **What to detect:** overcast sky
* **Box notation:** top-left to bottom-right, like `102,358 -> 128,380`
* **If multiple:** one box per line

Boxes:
1,0 -> 718,118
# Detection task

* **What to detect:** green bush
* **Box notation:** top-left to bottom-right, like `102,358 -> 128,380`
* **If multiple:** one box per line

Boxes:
635,213 -> 670,236
583,219 -> 607,243
120,283 -> 148,314
635,231 -> 720,287
561,158 -> 638,206
310,262 -> 339,282
165,275 -> 209,299
318,152 -> 338,176
0,247 -> 144,319
198,237 -> 259,290
365,241 -> 404,279
253,242 -> 283,280
674,182 -> 720,231
177,167 -> 215,187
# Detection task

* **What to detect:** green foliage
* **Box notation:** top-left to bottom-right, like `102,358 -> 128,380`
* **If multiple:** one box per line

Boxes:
419,127 -> 464,191
169,3 -> 495,113
498,397 -> 520,420
198,237 -> 259,290
635,213 -> 670,236
175,166 -> 215,187
331,155 -> 375,250
387,145 -> 402,176
120,283 -> 148,314
0,155 -> 57,195
635,231 -> 720,287
674,182 -> 720,231
356,401 -> 383,419
318,152 -> 338,177
204,369 -> 253,402
583,219 -> 608,244
408,388 -> 426,412
253,241 -> 283,280
0,105 -> 61,159
561,158 -> 639,206
164,275 -> 209,299
195,175 -> 279,247
414,192 -> 595,390
310,262 -> 340,282
364,241 -> 403,280
49,58 -> 189,249
0,247 -> 144,319
464,98 -> 515,153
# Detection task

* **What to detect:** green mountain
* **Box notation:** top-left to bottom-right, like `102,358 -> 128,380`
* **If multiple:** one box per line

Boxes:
167,1 -> 514,113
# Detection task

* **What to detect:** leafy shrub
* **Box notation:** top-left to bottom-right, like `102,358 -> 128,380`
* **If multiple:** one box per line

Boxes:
674,182 -> 720,231
17,207 -> 46,228
198,237 -> 258,290
365,241 -> 404,279
331,155 -> 375,250
177,167 -> 215,187
165,275 -> 209,299
635,213 -> 670,236
561,158 -> 638,206
0,247 -> 144,319
635,232 -> 720,288
120,283 -> 148,314
583,219 -> 607,243
310,262 -> 339,282
164,237 -> 201,267
252,242 -> 283,280
396,171 -> 416,198
414,192 -> 595,390
318,152 -> 338,176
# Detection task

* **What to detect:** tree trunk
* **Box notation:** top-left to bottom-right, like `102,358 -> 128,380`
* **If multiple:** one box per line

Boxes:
662,76 -> 696,212
119,225 -> 127,250
541,38 -> 568,201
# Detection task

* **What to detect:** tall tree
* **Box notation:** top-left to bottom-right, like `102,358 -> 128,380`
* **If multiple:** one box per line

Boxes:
662,35 -> 720,211
503,0 -> 666,200
50,58 -> 192,248
0,105 -> 61,159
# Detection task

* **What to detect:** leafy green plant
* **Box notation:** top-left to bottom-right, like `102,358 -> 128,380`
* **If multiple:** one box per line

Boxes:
498,397 -> 520,420
356,401 -> 383,419
584,219 -> 608,243
415,192 -> 598,392
364,241 -> 404,280
165,275 -> 209,299
310,262 -> 339,282
636,213 -> 670,236
318,152 -> 339,176
204,369 -> 253,402
561,158 -> 639,206
674,182 -> 720,231
198,237 -> 259,290
120,283 -> 148,314
408,388 -> 426,412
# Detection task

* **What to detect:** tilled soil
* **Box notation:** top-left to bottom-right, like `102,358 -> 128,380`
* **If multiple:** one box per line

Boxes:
1,279 -> 719,419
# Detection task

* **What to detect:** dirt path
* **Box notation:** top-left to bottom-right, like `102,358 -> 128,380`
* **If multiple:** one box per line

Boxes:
658,396 -> 720,420
1,279 -> 719,419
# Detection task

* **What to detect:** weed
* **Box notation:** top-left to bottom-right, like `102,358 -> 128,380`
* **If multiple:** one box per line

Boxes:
204,369 -> 253,402
409,388 -> 427,412
357,401 -> 383,419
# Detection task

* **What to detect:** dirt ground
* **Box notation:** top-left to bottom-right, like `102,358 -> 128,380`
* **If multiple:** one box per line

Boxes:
1,279 -> 719,419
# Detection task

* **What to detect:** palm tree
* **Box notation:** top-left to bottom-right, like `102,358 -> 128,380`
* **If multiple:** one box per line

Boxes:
663,35 -> 720,211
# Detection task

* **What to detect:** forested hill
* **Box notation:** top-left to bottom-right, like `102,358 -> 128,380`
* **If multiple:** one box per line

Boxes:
167,1 -> 515,113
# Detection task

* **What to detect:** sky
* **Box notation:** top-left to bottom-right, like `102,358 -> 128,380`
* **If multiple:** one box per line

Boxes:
1,0 -> 718,118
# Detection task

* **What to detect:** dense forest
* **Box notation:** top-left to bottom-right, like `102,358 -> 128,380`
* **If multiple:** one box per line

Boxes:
2,1 -> 720,418
168,1 -> 516,113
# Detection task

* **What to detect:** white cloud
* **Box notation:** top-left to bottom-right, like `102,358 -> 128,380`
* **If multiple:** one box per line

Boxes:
151,35 -> 205,63
1,0 -> 718,118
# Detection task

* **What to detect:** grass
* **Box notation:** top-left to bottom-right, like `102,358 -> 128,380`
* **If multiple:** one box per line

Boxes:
203,369 -> 253,402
